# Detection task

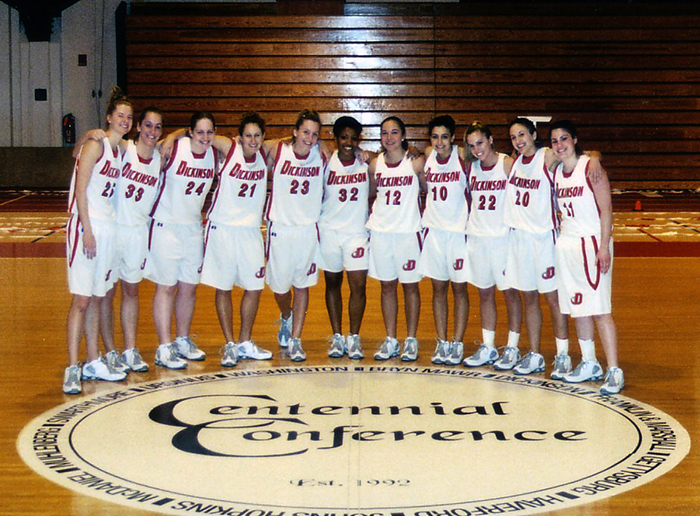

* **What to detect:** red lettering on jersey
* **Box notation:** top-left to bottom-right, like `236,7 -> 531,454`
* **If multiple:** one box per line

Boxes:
571,293 -> 583,305
541,267 -> 555,280
99,161 -> 120,179
307,263 -> 317,276
255,267 -> 265,279
281,160 -> 320,177
229,162 -> 265,181
470,177 -> 507,192
176,161 -> 214,179
403,259 -> 416,271
328,171 -> 366,186
453,258 -> 464,271
123,163 -> 158,186
425,171 -> 462,183
509,175 -> 541,190
351,247 -> 365,259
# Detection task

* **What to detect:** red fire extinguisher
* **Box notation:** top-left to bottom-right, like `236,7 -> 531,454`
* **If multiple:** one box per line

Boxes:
63,113 -> 76,145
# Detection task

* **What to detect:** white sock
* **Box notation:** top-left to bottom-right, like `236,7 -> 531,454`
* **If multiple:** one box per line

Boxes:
507,331 -> 520,348
555,338 -> 569,356
482,329 -> 496,348
579,339 -> 597,362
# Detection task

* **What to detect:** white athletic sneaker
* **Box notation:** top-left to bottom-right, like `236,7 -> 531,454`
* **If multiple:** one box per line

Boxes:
82,356 -> 127,382
155,343 -> 187,370
444,340 -> 464,366
221,342 -> 239,367
174,336 -> 206,361
564,360 -> 603,383
600,367 -> 625,395
431,340 -> 450,364
288,338 -> 306,362
238,341 -> 272,360
550,354 -> 572,380
346,334 -> 364,360
328,334 -> 346,358
464,343 -> 499,367
493,346 -> 521,371
514,351 -> 546,375
122,347 -> 149,372
105,349 -> 130,374
63,365 -> 81,395
276,313 -> 293,348
401,337 -> 419,362
374,337 -> 400,360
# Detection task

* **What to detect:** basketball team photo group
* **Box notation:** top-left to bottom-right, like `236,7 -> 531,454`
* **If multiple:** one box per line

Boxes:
63,88 -> 622,397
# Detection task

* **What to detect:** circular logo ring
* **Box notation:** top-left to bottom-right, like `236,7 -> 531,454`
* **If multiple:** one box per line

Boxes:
18,366 -> 690,514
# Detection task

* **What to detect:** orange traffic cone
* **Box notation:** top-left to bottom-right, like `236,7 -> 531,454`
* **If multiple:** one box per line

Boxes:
634,199 -> 643,211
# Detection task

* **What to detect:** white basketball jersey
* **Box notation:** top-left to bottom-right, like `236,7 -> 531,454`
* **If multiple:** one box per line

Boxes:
68,137 -> 120,221
503,147 -> 557,234
266,141 -> 326,226
207,141 -> 267,227
422,146 -> 468,232
466,153 -> 510,237
319,151 -> 370,232
555,155 -> 604,237
150,137 -> 216,225
114,140 -> 161,227
366,153 -> 421,234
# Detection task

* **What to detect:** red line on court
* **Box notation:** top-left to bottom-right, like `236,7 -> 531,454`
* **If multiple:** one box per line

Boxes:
615,242 -> 700,257
2,190 -> 700,258
0,242 -> 64,258
4,241 -> 699,259
636,228 -> 664,243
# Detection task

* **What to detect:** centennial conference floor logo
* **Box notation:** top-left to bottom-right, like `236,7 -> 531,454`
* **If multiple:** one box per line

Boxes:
18,366 -> 689,515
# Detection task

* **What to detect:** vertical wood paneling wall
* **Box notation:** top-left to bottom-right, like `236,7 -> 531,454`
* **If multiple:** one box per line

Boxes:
126,3 -> 700,188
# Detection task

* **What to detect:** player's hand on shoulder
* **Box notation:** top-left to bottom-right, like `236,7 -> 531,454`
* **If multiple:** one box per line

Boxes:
544,147 -> 560,171
406,145 -> 424,160
159,128 -> 185,161
357,148 -> 377,164
586,156 -> 606,184
87,129 -> 107,142
73,129 -> 107,158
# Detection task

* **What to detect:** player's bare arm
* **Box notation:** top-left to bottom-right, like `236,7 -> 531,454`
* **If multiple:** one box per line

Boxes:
73,129 -> 116,158
412,154 -> 428,191
74,140 -> 102,259
590,165 -> 613,274
503,155 -> 515,177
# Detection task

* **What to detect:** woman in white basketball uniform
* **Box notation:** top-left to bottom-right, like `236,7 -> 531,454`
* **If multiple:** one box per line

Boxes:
104,107 -> 164,373
550,120 -> 622,394
498,117 -> 570,376
148,112 -> 218,369
63,87 -> 131,394
499,118 -> 601,377
419,115 -> 470,366
74,107 -> 165,375
368,116 -> 427,361
319,116 -> 372,360
199,112 -> 273,366
462,121 -> 524,368
266,109 -> 327,362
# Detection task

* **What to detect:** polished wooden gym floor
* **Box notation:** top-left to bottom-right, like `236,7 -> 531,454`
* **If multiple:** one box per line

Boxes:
1,190 -> 699,515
